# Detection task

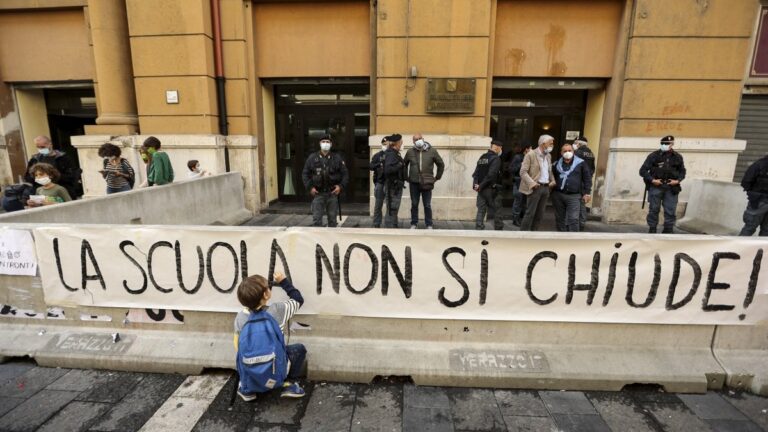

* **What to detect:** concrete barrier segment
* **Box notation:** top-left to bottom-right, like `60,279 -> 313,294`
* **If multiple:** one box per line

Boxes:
677,179 -> 749,236
712,325 -> 768,396
0,173 -> 252,226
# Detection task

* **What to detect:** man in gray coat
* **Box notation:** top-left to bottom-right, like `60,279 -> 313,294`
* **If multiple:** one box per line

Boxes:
404,133 -> 445,229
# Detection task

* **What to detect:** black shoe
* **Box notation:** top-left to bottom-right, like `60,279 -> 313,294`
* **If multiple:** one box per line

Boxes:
512,219 -> 521,227
648,227 -> 657,233
662,227 -> 673,234
373,224 -> 380,228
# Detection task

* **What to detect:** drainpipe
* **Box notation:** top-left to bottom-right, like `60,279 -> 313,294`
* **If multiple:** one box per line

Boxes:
211,0 -> 230,172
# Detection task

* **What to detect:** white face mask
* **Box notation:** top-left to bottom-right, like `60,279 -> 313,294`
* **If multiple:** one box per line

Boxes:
572,143 -> 579,150
195,165 -> 201,172
320,142 -> 332,152
36,176 -> 51,186
563,151 -> 574,160
660,144 -> 670,152
544,146 -> 553,154
414,139 -> 425,149
381,144 -> 388,151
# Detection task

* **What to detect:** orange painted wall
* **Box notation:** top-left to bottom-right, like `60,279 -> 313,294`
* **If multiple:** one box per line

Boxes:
0,9 -> 93,82
253,1 -> 370,77
493,0 -> 622,77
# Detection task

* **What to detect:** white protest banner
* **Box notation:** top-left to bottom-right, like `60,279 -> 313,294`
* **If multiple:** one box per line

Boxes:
33,226 -> 767,325
0,229 -> 38,276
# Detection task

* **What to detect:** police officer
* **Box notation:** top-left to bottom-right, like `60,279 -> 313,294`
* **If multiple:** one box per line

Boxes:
739,153 -> 768,236
573,136 -> 595,230
383,133 -> 406,228
639,135 -> 686,233
301,136 -> 349,227
472,140 -> 504,230
369,137 -> 388,228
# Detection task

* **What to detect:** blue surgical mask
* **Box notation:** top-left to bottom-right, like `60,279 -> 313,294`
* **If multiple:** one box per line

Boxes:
38,148 -> 50,156
660,144 -> 670,152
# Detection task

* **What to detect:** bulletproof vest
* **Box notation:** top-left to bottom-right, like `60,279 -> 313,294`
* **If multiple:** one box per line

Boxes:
385,150 -> 405,182
475,152 -> 496,183
310,153 -> 336,190
754,166 -> 768,193
649,152 -> 682,181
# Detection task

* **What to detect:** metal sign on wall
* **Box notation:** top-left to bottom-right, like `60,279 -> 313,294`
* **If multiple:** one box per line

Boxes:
426,78 -> 476,113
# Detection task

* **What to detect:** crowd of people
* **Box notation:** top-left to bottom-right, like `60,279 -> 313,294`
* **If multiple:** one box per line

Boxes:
300,132 -> 767,237
2,135 -> 213,212
2,133 -> 766,236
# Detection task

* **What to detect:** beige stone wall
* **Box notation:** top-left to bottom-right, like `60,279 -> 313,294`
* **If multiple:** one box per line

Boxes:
0,9 -> 93,82
126,0 -> 217,134
618,0 -> 758,138
376,0 -> 492,135
253,2 -> 370,78
493,0 -> 623,77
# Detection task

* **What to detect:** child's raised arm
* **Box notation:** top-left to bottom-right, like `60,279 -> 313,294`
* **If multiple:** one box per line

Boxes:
274,272 -> 304,307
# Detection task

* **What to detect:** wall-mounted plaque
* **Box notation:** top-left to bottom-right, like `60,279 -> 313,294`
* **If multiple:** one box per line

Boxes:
426,78 -> 476,113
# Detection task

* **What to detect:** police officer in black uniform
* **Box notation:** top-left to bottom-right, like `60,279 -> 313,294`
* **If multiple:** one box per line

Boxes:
639,135 -> 686,233
472,140 -> 504,230
301,136 -> 349,227
369,137 -> 388,228
382,133 -> 406,228
573,136 -> 595,230
739,153 -> 768,236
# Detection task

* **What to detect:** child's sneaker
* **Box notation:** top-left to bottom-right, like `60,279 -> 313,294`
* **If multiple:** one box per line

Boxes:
280,382 -> 305,398
238,390 -> 258,402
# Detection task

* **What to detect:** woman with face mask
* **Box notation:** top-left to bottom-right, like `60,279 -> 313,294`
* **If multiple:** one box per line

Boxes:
25,163 -> 72,207
98,143 -> 135,194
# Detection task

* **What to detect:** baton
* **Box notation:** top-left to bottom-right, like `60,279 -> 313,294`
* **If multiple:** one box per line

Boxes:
337,191 -> 343,221
642,185 -> 648,210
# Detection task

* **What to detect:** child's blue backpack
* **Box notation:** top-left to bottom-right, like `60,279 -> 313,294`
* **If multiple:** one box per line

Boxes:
236,309 -> 289,394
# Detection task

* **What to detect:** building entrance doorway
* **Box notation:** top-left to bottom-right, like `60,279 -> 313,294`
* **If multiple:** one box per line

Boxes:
490,88 -> 587,204
274,83 -> 370,203
491,89 -> 587,154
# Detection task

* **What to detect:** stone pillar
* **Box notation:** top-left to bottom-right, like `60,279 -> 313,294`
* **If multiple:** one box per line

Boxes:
85,0 -> 138,135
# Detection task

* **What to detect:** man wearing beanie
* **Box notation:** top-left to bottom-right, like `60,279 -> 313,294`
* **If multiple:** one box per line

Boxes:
639,135 -> 686,233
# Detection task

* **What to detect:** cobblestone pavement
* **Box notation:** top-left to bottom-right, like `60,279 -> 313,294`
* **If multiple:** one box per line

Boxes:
1,361 -> 766,432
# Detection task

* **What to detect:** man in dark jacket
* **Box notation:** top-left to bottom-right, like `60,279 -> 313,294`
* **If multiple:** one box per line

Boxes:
383,134 -> 406,228
472,140 -> 504,230
739,154 -> 768,236
639,135 -> 686,233
573,136 -> 595,230
302,136 -> 349,227
404,133 -> 444,229
369,137 -> 388,228
24,135 -> 80,199
509,143 -> 530,226
551,143 -> 592,232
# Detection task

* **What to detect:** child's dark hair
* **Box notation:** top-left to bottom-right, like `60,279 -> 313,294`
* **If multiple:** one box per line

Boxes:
143,136 -> 162,149
29,163 -> 60,182
187,159 -> 199,171
237,275 -> 270,310
98,143 -> 122,158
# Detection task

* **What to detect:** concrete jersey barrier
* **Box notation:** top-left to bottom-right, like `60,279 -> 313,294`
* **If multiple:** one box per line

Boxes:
677,179 -> 748,235
1,224 -> 767,395
0,173 -> 252,226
